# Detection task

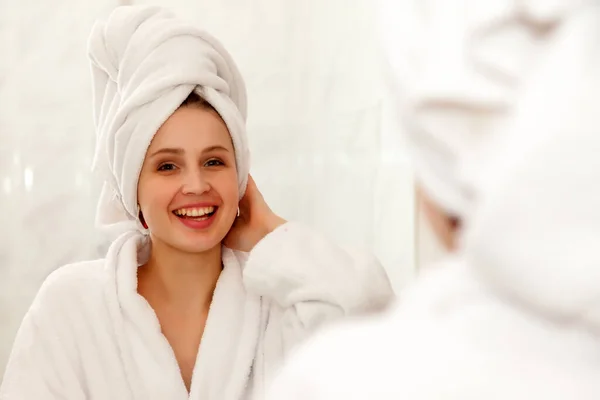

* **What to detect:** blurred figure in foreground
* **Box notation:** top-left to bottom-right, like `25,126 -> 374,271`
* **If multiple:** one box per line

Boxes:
266,1 -> 600,398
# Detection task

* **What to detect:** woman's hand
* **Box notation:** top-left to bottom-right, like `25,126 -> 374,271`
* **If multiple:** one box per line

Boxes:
224,175 -> 287,252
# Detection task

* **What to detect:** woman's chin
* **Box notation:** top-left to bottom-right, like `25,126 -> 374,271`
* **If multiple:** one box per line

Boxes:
173,229 -> 228,254
175,239 -> 222,254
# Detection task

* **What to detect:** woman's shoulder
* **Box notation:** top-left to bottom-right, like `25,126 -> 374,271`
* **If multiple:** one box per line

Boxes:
44,258 -> 107,288
30,259 -> 108,313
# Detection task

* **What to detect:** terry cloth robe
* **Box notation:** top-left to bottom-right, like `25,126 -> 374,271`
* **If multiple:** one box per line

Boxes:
0,222 -> 393,400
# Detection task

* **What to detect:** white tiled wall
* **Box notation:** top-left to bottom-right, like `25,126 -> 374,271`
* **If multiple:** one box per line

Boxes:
0,0 -> 419,377
0,0 -> 121,376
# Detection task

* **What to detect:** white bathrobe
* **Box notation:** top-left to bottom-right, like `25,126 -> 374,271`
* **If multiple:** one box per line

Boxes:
0,222 -> 392,400
265,260 -> 600,399
265,2 -> 600,399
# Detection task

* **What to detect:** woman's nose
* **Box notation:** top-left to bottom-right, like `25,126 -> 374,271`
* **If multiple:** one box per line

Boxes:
181,168 -> 211,195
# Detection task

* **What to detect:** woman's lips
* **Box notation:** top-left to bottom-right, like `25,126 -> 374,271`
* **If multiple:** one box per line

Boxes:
173,207 -> 218,230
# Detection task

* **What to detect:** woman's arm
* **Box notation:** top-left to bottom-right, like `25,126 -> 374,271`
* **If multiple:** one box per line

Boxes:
225,175 -> 394,337
244,221 -> 393,323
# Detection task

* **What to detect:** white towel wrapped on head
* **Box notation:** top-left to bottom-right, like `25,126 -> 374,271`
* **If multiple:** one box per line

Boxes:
464,3 -> 600,332
379,0 -> 584,220
88,5 -> 250,234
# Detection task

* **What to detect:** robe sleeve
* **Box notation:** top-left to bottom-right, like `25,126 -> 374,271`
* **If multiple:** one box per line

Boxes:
242,221 -> 395,346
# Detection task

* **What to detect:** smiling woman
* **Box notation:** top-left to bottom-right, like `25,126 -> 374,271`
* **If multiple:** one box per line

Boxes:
0,5 -> 393,400
135,92 -> 243,389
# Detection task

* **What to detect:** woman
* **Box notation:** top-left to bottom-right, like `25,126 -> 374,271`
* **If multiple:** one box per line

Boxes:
266,0 -> 600,399
0,6 -> 393,400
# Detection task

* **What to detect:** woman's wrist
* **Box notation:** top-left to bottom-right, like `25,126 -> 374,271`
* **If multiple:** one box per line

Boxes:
262,214 -> 287,238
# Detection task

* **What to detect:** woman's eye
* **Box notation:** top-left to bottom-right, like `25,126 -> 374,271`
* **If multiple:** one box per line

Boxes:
205,159 -> 224,167
158,163 -> 176,171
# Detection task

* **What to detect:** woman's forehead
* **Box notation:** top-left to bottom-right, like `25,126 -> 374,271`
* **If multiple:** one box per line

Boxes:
149,107 -> 232,150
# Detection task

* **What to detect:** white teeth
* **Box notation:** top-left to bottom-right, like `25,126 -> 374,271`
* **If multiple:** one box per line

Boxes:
175,206 -> 215,217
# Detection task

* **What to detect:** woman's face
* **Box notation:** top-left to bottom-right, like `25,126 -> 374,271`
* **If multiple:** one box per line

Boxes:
137,106 -> 239,254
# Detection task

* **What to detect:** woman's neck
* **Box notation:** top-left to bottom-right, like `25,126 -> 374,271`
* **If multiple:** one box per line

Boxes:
137,238 -> 223,315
